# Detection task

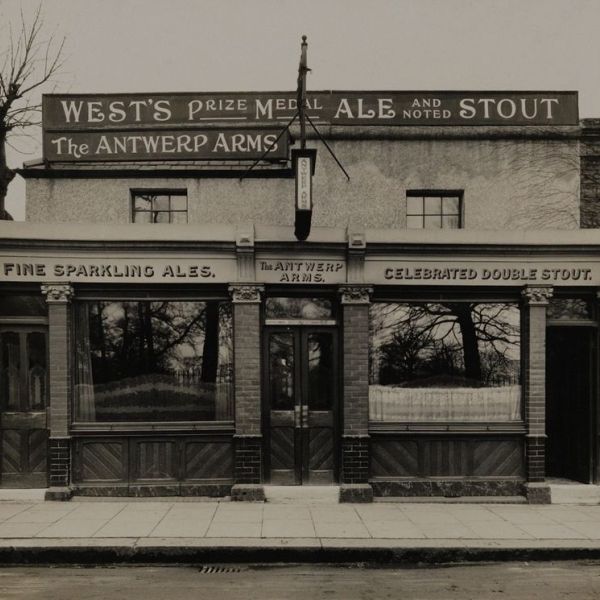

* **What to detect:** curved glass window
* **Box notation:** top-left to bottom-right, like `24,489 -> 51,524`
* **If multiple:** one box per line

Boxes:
369,302 -> 521,422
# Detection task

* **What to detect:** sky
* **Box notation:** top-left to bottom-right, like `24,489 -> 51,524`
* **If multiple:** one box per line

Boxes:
1,0 -> 599,220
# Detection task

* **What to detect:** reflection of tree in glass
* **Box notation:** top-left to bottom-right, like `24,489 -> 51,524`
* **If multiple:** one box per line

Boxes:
370,302 -> 519,388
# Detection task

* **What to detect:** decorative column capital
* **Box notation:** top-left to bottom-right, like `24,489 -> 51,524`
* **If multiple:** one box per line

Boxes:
229,284 -> 264,304
521,285 -> 553,306
41,282 -> 74,304
339,285 -> 372,305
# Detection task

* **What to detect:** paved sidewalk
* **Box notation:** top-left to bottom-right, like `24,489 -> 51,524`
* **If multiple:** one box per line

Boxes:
1,499 -> 600,563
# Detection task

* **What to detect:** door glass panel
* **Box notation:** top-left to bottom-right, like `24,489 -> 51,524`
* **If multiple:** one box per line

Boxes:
1,332 -> 21,410
27,332 -> 46,410
307,333 -> 333,410
269,333 -> 295,410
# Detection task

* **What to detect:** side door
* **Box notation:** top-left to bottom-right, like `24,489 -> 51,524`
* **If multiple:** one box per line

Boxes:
0,327 -> 48,487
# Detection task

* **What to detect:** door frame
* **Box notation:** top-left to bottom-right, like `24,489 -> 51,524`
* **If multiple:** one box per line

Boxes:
262,324 -> 340,484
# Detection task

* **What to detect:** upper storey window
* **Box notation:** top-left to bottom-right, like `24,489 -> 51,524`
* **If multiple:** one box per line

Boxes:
132,190 -> 188,223
406,191 -> 462,229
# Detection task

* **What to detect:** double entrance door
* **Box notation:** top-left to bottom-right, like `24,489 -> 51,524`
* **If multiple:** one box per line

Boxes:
265,327 -> 338,484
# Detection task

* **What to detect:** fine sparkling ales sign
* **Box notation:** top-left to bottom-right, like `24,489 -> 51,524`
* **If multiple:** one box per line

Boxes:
44,92 -> 578,129
0,256 -> 237,283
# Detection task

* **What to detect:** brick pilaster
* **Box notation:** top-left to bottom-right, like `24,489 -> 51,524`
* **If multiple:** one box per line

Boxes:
41,282 -> 74,499
339,285 -> 372,485
522,285 -> 553,484
229,284 -> 263,484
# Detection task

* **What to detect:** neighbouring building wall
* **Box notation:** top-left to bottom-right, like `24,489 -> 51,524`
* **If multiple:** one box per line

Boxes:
580,119 -> 600,228
25,136 -> 580,230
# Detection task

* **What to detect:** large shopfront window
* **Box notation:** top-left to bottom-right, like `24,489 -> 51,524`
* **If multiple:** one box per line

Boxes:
369,302 -> 521,422
74,300 -> 233,422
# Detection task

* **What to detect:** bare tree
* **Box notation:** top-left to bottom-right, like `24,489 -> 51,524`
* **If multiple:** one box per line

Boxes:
0,5 -> 65,219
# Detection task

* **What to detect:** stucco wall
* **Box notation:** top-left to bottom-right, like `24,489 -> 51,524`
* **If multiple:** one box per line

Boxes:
25,137 -> 580,230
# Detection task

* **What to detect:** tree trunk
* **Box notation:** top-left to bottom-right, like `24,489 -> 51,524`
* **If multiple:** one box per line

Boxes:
201,302 -> 219,383
450,303 -> 482,382
0,131 -> 15,220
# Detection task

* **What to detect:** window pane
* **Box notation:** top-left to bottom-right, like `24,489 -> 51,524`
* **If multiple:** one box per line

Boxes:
171,211 -> 188,224
133,211 -> 151,224
0,296 -> 46,317
170,195 -> 187,211
307,333 -> 333,410
424,196 -> 441,214
369,302 -> 521,422
153,195 -> 170,211
1,332 -> 20,410
265,298 -> 333,320
269,333 -> 294,410
406,215 -> 423,229
424,215 -> 442,229
406,196 -> 423,215
548,298 -> 593,320
442,215 -> 460,229
134,195 -> 153,211
27,332 -> 46,410
443,196 -> 460,213
74,301 -> 233,422
153,211 -> 170,223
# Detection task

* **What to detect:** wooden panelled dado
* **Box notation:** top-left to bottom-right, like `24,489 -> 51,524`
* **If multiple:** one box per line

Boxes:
72,435 -> 234,487
371,434 -> 524,479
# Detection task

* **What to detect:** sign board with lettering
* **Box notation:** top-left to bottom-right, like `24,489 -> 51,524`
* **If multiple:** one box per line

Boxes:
43,129 -> 288,162
0,255 -> 237,283
256,257 -> 346,284
43,92 -> 578,130
365,257 -> 599,286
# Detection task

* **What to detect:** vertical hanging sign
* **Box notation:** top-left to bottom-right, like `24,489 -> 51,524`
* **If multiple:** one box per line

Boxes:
293,148 -> 316,240
294,35 -> 315,241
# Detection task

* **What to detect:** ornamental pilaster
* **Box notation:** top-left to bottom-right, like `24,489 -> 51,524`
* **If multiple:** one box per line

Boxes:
521,285 -> 553,306
41,283 -> 74,304
338,285 -> 372,305
228,284 -> 264,304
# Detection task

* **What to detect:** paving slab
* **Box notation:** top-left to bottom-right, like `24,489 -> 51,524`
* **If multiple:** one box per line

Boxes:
261,519 -> 317,538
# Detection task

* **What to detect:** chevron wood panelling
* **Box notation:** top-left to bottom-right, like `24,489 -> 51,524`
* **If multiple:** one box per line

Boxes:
270,428 -> 295,470
78,441 -> 126,482
371,436 -> 524,478
473,440 -> 524,477
1,430 -> 23,474
73,436 -> 234,485
308,428 -> 333,471
184,442 -> 232,480
28,430 -> 47,474
372,439 -> 419,477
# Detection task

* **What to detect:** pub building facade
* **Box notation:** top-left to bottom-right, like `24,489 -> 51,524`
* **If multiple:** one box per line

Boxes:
1,90 -> 599,502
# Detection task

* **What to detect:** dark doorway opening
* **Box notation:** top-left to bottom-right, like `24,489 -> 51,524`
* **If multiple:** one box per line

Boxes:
546,327 -> 594,483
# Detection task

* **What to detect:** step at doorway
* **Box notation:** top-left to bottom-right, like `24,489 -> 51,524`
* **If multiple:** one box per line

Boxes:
548,479 -> 600,505
264,485 -> 340,504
